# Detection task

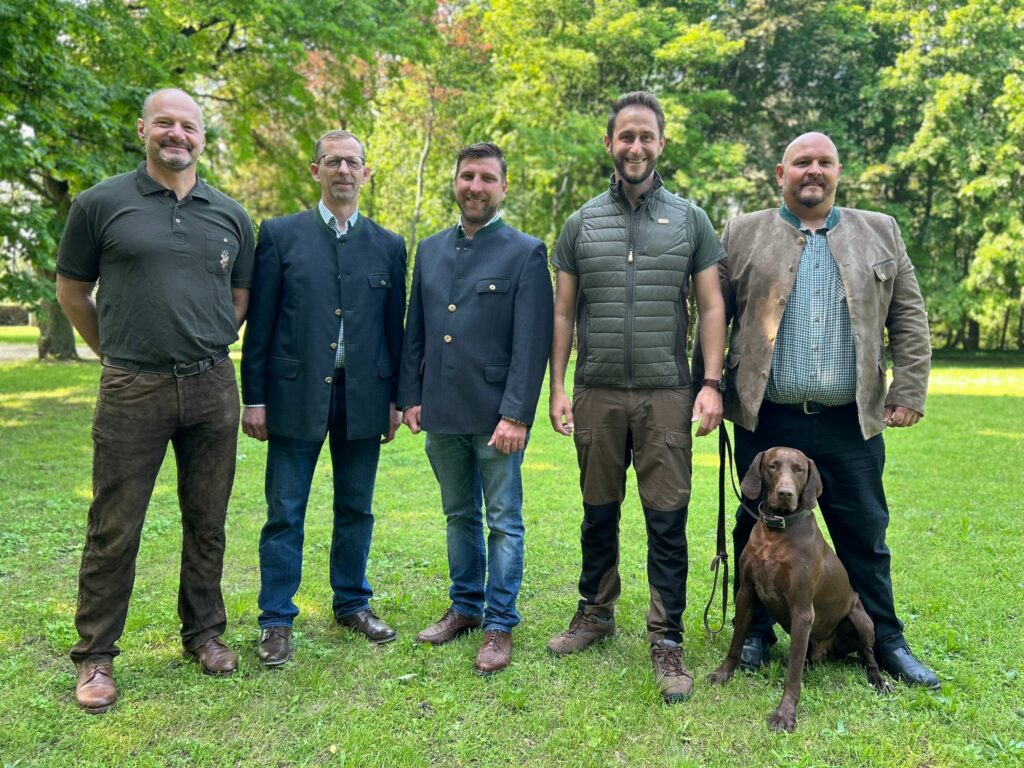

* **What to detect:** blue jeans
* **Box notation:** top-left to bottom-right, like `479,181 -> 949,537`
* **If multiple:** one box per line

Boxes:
424,432 -> 525,633
258,382 -> 381,628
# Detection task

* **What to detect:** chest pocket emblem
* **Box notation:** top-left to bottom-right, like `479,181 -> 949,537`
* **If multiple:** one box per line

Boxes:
220,249 -> 230,271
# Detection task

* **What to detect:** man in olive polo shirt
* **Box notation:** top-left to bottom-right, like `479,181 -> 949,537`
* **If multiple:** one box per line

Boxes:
56,88 -> 254,713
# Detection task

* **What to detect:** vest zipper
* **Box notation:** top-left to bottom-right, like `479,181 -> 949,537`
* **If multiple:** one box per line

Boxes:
624,201 -> 641,387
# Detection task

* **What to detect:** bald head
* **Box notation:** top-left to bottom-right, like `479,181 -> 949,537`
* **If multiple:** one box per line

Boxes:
776,131 -> 843,220
137,88 -> 206,176
142,88 -> 204,128
781,132 -> 839,166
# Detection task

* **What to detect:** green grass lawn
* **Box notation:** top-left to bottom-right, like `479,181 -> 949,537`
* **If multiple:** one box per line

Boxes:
1,349 -> 1022,767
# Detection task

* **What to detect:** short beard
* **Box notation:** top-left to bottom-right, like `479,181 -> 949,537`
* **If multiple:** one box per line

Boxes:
156,150 -> 195,171
459,201 -> 500,226
613,157 -> 654,186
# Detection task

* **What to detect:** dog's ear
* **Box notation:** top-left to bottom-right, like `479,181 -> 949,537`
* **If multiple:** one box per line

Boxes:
740,451 -> 765,500
801,458 -> 823,510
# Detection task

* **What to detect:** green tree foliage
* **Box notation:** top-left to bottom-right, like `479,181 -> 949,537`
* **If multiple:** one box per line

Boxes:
2,0 -> 1022,352
0,0 -> 433,357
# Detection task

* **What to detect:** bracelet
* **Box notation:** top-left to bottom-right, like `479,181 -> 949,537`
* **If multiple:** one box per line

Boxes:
502,415 -> 528,426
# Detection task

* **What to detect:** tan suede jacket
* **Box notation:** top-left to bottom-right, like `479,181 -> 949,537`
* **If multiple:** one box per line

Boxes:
718,207 -> 931,439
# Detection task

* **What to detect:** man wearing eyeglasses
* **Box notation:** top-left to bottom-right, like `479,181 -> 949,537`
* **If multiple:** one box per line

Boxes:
241,129 -> 406,666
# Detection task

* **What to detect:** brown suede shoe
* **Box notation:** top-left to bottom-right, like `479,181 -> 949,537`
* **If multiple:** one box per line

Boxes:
337,608 -> 397,644
416,607 -> 482,645
257,626 -> 293,667
75,663 -> 117,714
187,636 -> 238,676
651,641 -> 693,703
474,630 -> 512,675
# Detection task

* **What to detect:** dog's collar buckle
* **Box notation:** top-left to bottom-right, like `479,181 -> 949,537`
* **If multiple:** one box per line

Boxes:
758,502 -> 813,530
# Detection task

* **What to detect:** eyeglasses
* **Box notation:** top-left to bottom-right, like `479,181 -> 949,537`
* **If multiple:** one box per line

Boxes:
316,154 -> 365,170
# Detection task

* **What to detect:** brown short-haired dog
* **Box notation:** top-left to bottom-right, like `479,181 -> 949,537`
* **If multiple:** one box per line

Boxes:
708,447 -> 893,731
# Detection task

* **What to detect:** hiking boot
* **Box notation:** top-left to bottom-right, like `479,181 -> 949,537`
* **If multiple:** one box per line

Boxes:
546,609 -> 615,656
651,640 -> 693,703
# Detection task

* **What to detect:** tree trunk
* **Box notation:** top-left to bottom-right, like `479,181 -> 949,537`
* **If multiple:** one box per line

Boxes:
36,293 -> 78,360
409,104 -> 434,253
999,306 -> 1010,351
966,319 -> 980,352
37,174 -> 77,360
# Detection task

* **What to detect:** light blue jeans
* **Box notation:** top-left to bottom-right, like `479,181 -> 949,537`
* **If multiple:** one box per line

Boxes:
424,432 -> 526,633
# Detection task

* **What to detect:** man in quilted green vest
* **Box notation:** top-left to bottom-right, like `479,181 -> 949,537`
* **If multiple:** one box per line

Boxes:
547,91 -> 726,703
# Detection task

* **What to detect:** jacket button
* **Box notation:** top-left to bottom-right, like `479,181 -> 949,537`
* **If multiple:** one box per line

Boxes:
768,334 -> 775,342
335,309 -> 343,316
448,304 -> 456,312
325,376 -> 333,384
380,280 -> 387,286
779,297 -> 786,305
761,370 -> 768,379
789,265 -> 795,272
443,335 -> 453,343
488,284 -> 496,291
330,342 -> 338,350
797,236 -> 805,245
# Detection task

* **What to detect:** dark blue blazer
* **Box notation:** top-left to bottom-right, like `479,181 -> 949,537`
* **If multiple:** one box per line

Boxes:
242,209 -> 406,441
398,219 -> 553,434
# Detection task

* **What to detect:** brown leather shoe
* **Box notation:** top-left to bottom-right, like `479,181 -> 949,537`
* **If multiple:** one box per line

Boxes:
75,663 -> 117,714
187,636 -> 238,676
651,641 -> 693,703
474,630 -> 512,675
336,608 -> 397,644
257,626 -> 293,667
416,607 -> 482,645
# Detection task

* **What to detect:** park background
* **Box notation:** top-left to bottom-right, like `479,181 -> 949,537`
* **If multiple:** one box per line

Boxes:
1,0 -> 1023,766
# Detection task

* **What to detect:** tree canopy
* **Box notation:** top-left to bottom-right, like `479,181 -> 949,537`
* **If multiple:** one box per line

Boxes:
2,0 -> 1022,354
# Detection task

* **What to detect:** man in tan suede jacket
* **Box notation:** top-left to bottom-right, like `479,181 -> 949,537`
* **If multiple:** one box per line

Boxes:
710,131 -> 939,688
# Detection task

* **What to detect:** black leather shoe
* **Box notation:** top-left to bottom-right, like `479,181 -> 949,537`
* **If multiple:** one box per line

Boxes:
337,608 -> 397,644
880,645 -> 939,689
739,636 -> 771,671
257,626 -> 293,666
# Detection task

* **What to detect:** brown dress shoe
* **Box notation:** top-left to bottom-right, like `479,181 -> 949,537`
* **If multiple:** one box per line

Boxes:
257,626 -> 293,666
337,608 -> 397,644
474,630 -> 512,674
187,636 -> 239,676
416,607 -> 482,645
75,663 -> 117,714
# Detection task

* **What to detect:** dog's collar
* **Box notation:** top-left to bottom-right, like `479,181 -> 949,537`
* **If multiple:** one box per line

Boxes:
758,502 -> 814,530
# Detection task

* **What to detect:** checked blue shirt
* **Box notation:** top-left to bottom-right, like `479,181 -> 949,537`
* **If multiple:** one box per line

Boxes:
765,205 -> 857,407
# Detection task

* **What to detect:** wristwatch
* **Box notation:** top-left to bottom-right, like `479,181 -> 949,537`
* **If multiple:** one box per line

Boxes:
701,378 -> 726,393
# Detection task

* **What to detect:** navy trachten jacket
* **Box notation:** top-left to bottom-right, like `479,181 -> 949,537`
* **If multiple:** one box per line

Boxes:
241,209 -> 406,441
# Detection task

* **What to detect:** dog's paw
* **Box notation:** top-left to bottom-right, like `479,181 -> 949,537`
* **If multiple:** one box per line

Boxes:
766,707 -> 797,732
870,673 -> 895,694
706,666 -> 734,685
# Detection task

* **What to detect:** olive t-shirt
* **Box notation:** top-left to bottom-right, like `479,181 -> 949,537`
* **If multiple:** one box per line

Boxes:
57,163 -> 255,364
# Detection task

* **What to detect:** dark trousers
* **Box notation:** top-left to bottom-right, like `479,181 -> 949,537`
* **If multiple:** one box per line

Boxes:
258,377 -> 382,627
733,400 -> 906,653
572,387 -> 693,644
70,359 -> 239,666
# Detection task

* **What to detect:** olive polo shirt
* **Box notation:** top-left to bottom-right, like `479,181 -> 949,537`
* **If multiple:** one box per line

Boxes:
57,162 -> 255,364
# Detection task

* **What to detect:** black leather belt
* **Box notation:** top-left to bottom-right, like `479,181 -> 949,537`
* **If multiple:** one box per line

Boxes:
768,399 -> 847,415
102,348 -> 230,378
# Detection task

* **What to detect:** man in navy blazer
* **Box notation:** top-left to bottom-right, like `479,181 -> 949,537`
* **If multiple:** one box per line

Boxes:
399,142 -> 553,675
241,130 -> 406,665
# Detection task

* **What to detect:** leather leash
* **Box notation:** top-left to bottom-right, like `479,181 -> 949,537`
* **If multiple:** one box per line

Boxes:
703,425 -> 738,637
